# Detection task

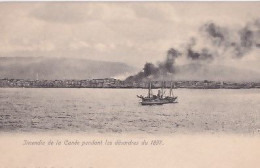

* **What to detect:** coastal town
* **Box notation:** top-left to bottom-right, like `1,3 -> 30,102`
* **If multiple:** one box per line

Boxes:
0,78 -> 260,89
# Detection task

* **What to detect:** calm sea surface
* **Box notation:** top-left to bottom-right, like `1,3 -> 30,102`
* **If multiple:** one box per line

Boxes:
0,88 -> 259,134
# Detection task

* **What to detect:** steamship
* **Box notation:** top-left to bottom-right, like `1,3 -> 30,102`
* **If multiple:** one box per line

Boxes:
137,82 -> 177,105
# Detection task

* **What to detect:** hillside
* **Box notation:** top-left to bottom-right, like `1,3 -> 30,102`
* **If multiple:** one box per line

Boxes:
0,57 -> 136,80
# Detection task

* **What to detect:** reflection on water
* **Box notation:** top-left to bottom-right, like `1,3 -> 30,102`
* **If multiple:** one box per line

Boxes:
0,88 -> 259,134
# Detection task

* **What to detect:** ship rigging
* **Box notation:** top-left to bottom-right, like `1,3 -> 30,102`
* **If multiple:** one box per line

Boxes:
137,82 -> 178,105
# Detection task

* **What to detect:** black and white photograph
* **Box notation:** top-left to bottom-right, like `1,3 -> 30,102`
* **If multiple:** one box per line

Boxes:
0,1 -> 259,168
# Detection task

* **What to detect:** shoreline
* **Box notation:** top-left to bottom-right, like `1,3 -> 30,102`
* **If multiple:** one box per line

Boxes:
1,78 -> 260,89
0,87 -> 260,89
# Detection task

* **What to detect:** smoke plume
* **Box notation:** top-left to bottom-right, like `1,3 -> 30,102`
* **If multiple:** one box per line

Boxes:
125,48 -> 181,82
125,18 -> 260,82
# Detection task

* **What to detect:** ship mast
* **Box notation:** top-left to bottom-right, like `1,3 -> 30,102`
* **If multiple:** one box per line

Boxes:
161,81 -> 164,98
148,82 -> 152,98
170,81 -> 173,97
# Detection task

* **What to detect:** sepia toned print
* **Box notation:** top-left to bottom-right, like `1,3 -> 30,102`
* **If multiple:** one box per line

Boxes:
0,2 -> 259,135
0,2 -> 260,168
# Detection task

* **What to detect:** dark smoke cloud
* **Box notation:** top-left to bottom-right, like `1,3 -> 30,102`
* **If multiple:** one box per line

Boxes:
126,19 -> 260,82
125,48 -> 181,82
186,38 -> 214,61
158,48 -> 181,73
187,48 -> 213,61
201,22 -> 226,47
235,21 -> 260,57
201,19 -> 260,58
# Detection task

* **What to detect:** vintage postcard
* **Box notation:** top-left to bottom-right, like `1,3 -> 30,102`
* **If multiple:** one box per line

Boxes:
0,1 -> 259,168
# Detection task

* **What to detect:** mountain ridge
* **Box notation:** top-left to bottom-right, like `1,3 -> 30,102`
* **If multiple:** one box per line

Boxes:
0,57 -> 136,80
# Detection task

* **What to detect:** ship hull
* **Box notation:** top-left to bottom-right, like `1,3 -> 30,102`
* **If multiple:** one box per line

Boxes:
141,101 -> 164,105
140,97 -> 177,105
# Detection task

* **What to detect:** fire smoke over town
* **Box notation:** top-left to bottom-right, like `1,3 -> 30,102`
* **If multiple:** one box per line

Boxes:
126,19 -> 260,82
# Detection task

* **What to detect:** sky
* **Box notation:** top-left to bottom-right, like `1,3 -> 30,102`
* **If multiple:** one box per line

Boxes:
0,2 -> 259,76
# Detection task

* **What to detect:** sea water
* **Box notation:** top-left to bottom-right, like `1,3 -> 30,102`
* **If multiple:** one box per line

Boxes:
0,88 -> 259,134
